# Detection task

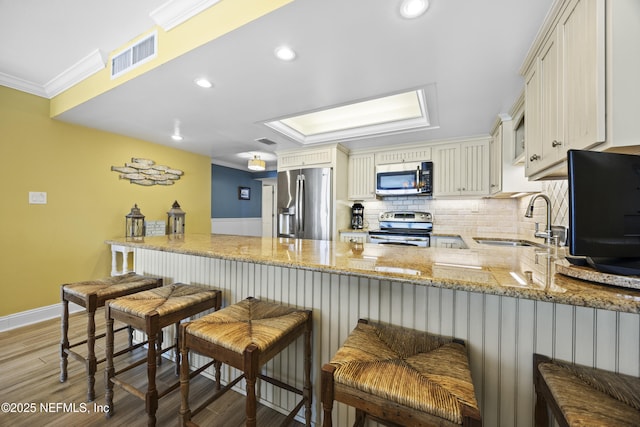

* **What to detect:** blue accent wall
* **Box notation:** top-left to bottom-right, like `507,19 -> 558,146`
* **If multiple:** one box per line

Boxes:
211,165 -> 276,218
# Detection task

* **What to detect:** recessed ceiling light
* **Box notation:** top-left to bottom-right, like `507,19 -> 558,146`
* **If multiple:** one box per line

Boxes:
171,134 -> 183,142
400,0 -> 429,19
194,78 -> 212,88
274,46 -> 296,61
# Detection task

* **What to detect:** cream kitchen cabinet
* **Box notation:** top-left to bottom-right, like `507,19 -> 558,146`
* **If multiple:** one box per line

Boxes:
522,0 -> 605,179
489,125 -> 502,195
433,139 -> 490,197
347,153 -> 376,200
374,146 -> 431,165
525,26 -> 564,176
339,231 -> 368,244
490,111 -> 542,196
562,0 -> 605,151
277,146 -> 335,170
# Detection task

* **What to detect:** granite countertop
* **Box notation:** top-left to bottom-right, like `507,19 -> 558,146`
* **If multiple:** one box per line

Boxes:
106,234 -> 640,313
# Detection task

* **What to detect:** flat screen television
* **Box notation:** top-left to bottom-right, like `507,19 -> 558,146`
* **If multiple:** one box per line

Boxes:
567,149 -> 640,275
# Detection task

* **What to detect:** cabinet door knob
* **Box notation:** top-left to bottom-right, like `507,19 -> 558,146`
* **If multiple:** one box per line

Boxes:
530,154 -> 540,161
551,140 -> 562,147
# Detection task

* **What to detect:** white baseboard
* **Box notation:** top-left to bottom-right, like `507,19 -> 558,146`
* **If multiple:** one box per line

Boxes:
0,302 -> 83,332
211,217 -> 262,236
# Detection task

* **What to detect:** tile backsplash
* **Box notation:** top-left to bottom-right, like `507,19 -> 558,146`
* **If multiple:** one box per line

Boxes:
356,180 -> 569,238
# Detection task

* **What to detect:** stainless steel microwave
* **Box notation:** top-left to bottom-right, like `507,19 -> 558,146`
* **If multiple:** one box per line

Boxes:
375,161 -> 433,196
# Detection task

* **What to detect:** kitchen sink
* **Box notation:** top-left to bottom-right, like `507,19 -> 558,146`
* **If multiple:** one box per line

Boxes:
473,238 -> 547,248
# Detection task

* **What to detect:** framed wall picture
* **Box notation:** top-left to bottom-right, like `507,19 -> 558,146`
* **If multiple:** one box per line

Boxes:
238,186 -> 250,200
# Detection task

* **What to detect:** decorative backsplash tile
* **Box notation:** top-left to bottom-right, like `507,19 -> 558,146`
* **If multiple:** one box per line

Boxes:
543,180 -> 569,225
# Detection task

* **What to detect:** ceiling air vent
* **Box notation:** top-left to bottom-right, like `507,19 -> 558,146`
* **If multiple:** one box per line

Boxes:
256,137 -> 277,145
111,32 -> 157,79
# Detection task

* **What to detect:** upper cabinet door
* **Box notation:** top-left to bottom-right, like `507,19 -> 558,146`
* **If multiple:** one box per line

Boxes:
433,140 -> 489,197
524,63 -> 542,177
459,139 -> 490,196
561,0 -> 605,150
347,153 -> 376,200
433,144 -> 461,197
539,27 -> 565,169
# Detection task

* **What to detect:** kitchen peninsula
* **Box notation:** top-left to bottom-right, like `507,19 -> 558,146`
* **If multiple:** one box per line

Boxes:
106,234 -> 640,427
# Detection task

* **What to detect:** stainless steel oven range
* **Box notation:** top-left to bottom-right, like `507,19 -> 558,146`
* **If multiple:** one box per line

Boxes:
368,211 -> 433,247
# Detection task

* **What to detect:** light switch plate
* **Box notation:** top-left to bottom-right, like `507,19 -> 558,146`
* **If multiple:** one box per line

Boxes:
29,191 -> 47,204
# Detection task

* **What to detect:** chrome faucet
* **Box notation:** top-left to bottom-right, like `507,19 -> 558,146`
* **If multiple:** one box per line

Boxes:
524,194 -> 554,245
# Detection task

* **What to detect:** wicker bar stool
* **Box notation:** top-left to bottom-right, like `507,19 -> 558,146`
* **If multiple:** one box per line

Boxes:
179,297 -> 313,427
60,272 -> 162,401
104,283 -> 221,427
321,319 -> 482,427
533,353 -> 640,427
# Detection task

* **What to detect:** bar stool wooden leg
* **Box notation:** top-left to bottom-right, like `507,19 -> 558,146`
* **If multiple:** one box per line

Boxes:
105,306 -> 115,418
174,322 -> 180,376
59,297 -> 69,383
303,314 -> 312,426
320,364 -> 336,427
128,325 -> 134,348
533,353 -> 550,427
244,345 -> 259,427
146,315 -> 159,427
86,296 -> 98,402
178,342 -> 191,427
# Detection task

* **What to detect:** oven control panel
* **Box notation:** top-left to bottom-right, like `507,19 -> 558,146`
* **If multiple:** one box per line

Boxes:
378,211 -> 432,222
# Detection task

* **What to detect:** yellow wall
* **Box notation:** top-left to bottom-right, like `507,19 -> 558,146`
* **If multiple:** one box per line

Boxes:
0,86 -> 212,316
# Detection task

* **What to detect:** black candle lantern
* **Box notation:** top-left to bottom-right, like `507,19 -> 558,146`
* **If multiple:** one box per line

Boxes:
125,204 -> 145,239
167,200 -> 186,235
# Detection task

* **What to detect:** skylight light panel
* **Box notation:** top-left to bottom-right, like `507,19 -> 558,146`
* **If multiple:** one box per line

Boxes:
264,89 -> 432,145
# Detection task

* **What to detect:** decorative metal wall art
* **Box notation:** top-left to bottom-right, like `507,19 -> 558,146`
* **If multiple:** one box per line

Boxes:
111,158 -> 184,186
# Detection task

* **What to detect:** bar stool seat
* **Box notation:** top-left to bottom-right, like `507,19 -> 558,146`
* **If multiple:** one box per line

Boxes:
321,319 -> 482,427
534,353 -> 640,427
60,272 -> 162,401
105,283 -> 221,427
179,296 -> 313,427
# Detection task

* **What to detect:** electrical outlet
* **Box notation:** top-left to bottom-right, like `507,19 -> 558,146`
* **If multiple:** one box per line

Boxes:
29,191 -> 47,204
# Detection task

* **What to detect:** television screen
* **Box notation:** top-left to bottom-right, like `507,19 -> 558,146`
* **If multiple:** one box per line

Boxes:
567,149 -> 640,275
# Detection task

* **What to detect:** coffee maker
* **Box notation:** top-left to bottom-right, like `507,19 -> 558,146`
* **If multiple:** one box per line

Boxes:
351,202 -> 364,229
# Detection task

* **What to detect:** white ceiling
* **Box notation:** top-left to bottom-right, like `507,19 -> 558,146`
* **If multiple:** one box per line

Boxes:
0,0 -> 554,171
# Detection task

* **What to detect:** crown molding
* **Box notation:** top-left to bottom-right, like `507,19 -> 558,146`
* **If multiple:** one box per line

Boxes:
0,49 -> 105,99
150,0 -> 223,31
44,49 -> 105,98
0,72 -> 48,98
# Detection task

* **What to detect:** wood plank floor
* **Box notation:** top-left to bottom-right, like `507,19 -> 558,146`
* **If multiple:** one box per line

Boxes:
0,311 -> 304,426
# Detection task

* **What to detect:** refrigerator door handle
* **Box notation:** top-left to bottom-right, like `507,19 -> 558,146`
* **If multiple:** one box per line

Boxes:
298,174 -> 305,232
295,175 -> 301,233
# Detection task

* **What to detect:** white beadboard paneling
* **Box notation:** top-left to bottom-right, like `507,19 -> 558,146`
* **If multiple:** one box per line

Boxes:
133,248 -> 640,427
596,309 -> 618,371
500,296 -> 517,427
619,312 -> 640,376
211,217 -> 262,236
516,298 -> 536,427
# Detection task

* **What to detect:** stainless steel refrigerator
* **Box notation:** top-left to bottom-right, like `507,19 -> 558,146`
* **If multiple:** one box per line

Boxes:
277,167 -> 332,240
